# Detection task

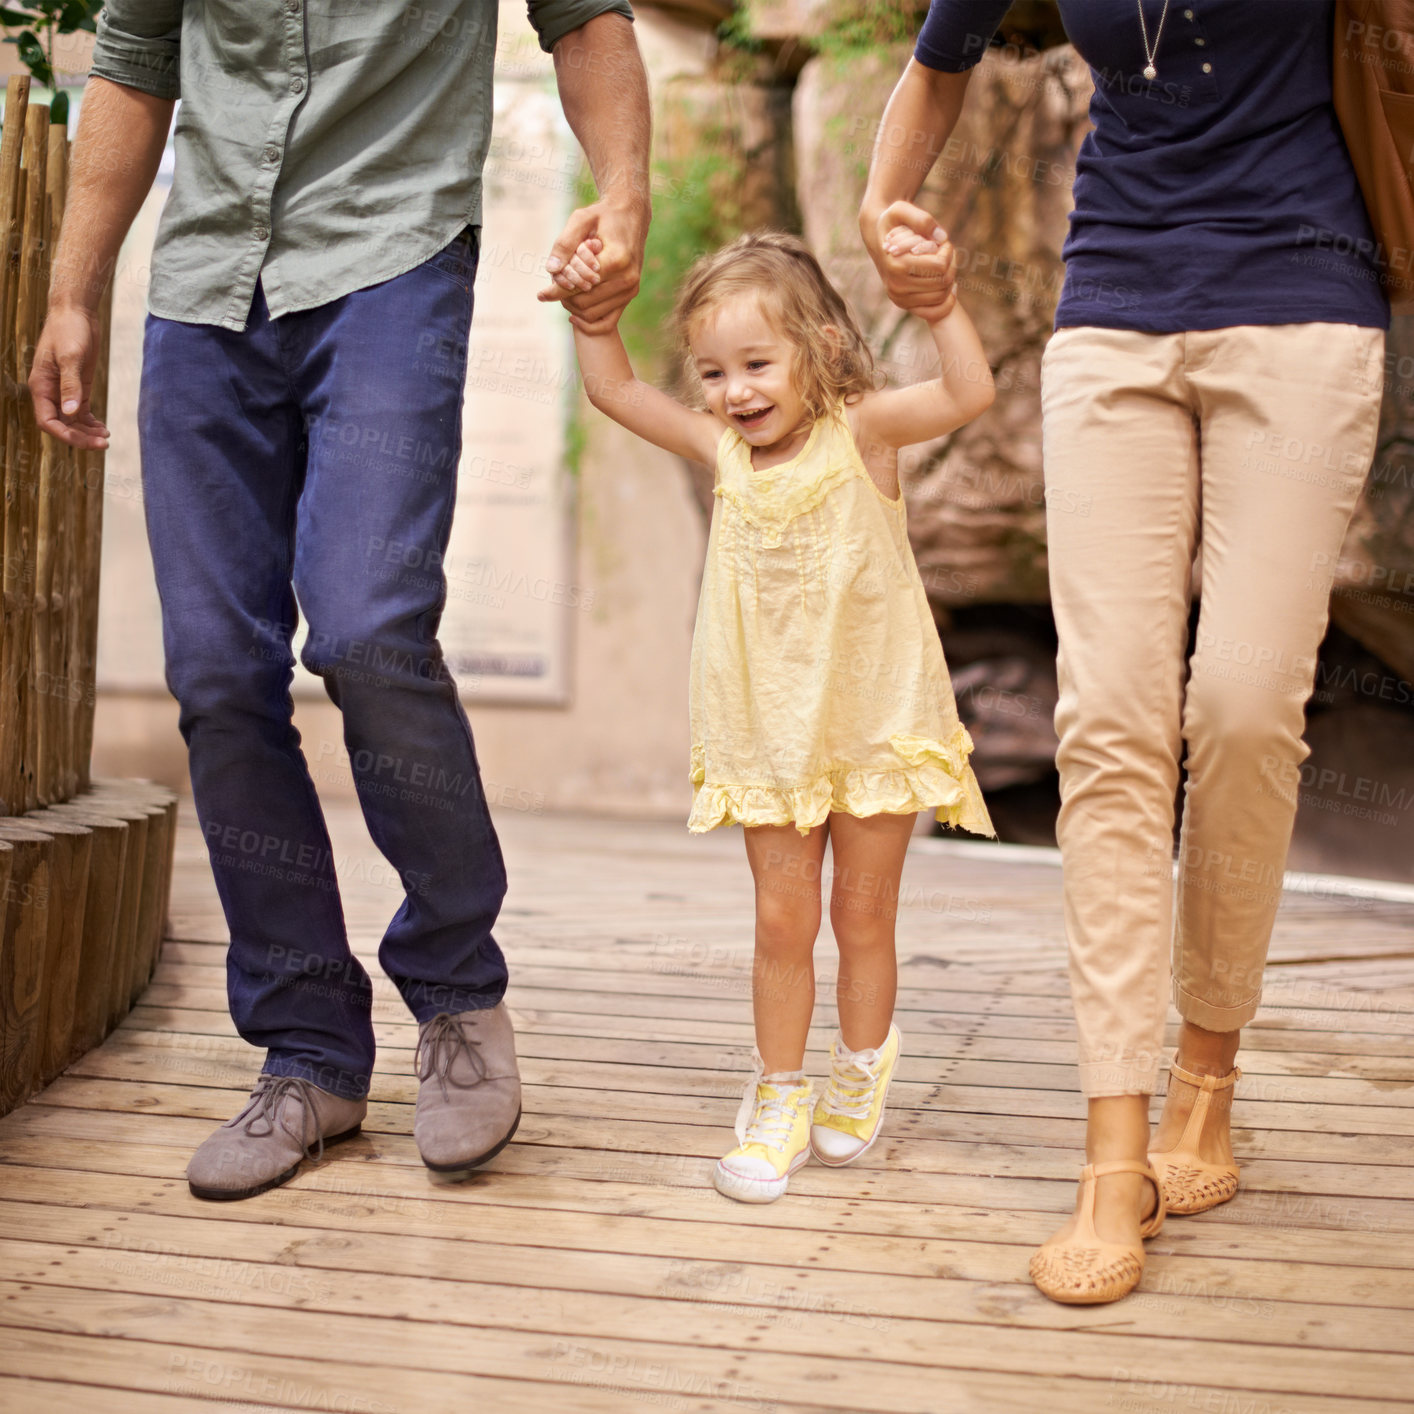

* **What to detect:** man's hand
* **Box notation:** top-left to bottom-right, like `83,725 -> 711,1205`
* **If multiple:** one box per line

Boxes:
537,195 -> 648,334
864,199 -> 958,322
29,302 -> 111,450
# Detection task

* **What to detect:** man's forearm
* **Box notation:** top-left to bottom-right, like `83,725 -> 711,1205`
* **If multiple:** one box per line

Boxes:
552,13 -> 650,208
860,60 -> 971,235
50,76 -> 172,313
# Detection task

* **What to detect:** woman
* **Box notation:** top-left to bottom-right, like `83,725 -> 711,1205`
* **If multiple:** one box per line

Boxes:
861,1 -> 1387,1304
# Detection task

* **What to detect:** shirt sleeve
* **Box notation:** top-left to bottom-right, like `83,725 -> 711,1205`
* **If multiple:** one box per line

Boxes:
526,0 -> 635,56
89,1 -> 183,100
914,0 -> 1015,72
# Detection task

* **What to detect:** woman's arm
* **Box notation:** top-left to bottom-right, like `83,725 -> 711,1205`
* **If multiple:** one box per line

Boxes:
854,295 -> 995,451
573,324 -> 721,466
860,60 -> 974,320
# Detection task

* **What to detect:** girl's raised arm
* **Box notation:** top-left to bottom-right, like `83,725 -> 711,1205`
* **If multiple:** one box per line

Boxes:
855,239 -> 996,451
572,323 -> 722,466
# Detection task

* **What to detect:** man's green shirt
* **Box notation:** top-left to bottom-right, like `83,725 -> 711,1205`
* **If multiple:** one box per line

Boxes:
92,1 -> 633,330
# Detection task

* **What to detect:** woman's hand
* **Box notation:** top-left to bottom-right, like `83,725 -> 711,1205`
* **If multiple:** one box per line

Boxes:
867,200 -> 958,322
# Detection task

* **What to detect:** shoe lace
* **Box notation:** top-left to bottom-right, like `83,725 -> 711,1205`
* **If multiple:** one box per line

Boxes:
741,1091 -> 803,1153
819,1057 -> 881,1120
242,1075 -> 329,1163
416,1012 -> 488,1100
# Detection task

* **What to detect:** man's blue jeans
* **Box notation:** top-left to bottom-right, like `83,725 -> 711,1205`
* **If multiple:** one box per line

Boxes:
139,229 -> 506,1100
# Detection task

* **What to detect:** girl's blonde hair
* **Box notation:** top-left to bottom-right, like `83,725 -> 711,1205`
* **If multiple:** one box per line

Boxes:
671,232 -> 879,423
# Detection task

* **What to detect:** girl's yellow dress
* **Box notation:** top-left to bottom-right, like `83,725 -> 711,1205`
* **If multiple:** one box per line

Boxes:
688,400 -> 995,837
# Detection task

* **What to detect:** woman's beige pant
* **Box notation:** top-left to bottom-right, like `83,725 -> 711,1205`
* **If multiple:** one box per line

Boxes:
1040,323 -> 1385,1096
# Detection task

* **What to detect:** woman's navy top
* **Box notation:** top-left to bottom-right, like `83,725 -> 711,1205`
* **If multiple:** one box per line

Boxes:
914,0 -> 1390,332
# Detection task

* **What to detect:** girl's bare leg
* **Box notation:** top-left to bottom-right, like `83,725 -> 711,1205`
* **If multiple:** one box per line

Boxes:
826,811 -> 916,1051
742,822 -> 830,1073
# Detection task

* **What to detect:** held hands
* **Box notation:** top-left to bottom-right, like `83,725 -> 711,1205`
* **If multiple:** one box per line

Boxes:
869,200 -> 958,323
537,195 -> 647,334
28,303 -> 111,450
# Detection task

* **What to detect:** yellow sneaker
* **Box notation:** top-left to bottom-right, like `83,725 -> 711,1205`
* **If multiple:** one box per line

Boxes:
713,1058 -> 814,1204
810,1024 -> 901,1167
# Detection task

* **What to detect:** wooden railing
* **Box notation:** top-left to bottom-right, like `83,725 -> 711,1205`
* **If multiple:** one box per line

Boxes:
0,75 -> 177,1119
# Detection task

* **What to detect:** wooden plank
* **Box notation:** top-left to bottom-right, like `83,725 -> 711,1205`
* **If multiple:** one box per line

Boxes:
32,1070 -> 1414,1168
0,1327 -> 728,1414
4,1277 -> 1413,1406
64,1034 -> 1414,1139
96,1015 -> 1414,1106
19,1097 -> 1409,1205
1,1134 -> 1409,1271
3,1192 -> 1412,1337
0,1375 -> 221,1414
117,999 -> 1414,1079
0,1162 -> 1404,1298
6,1228 -> 1414,1386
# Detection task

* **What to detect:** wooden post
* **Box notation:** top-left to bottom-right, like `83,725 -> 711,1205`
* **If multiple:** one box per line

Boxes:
0,78 -> 31,816
74,795 -> 147,1030
14,104 -> 49,814
72,215 -> 110,794
34,126 -> 68,806
0,822 -> 51,1112
41,802 -> 127,1060
42,124 -> 70,804
6,812 -> 91,1082
0,838 -> 11,1015
88,781 -> 171,995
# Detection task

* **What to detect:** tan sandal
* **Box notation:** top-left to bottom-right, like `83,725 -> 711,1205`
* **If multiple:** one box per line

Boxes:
1030,1159 -> 1166,1305
1148,1062 -> 1241,1214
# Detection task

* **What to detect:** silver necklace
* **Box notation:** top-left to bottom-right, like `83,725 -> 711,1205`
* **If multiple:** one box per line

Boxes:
1137,0 -> 1172,80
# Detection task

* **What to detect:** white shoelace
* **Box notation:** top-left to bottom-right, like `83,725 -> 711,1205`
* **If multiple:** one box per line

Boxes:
819,1057 -> 882,1119
740,1091 -> 803,1152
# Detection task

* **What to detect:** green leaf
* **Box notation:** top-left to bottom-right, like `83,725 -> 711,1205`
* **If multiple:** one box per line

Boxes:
0,9 -> 40,26
49,88 -> 66,125
56,0 -> 100,33
13,27 -> 54,87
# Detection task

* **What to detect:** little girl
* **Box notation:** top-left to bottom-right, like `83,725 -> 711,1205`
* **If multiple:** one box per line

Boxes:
558,229 -> 995,1202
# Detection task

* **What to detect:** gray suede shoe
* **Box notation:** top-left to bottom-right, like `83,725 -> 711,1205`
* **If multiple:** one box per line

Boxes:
413,1004 -> 522,1174
187,1075 -> 367,1201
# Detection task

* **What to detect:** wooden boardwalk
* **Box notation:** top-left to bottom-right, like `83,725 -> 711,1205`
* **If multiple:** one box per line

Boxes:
1,802 -> 1412,1414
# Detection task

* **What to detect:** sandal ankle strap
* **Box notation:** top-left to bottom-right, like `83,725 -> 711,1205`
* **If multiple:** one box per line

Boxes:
1168,1060 -> 1240,1090
1083,1160 -> 1166,1238
1088,1159 -> 1160,1181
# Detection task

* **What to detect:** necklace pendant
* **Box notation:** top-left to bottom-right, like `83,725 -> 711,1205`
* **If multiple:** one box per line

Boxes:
1143,62 -> 1157,79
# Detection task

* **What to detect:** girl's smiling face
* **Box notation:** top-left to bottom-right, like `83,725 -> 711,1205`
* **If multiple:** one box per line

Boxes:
689,295 -> 812,461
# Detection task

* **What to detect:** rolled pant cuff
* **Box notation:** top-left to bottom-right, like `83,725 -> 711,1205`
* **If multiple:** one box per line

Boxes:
1173,980 -> 1259,1033
405,982 -> 507,1027
263,1054 -> 372,1103
1077,1060 -> 1160,1098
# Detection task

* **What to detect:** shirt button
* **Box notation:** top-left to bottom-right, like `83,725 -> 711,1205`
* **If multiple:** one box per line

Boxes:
286,0 -> 300,11
263,145 -> 280,164
254,226 -> 270,243
1201,61 -> 1212,73
1184,7 -> 1194,17
1195,37 -> 1206,46
290,75 -> 305,94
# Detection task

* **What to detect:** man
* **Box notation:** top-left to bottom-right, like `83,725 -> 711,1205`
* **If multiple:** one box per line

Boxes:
30,0 -> 650,1200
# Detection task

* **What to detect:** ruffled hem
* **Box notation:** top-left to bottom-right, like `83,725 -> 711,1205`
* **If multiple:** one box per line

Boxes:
688,730 -> 996,838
